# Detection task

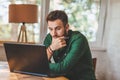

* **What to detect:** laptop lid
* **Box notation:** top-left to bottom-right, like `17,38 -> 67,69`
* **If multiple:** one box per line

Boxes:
4,42 -> 50,77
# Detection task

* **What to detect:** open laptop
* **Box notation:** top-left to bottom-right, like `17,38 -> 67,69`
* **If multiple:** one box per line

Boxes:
4,42 -> 65,77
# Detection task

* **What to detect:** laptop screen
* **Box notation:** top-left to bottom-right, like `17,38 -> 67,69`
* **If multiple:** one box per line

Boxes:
4,42 -> 50,76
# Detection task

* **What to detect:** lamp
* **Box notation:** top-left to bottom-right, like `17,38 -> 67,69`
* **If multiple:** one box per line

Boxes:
9,4 -> 38,43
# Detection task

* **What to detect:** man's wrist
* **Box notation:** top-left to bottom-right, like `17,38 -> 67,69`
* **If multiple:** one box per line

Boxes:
49,46 -> 54,53
47,46 -> 54,55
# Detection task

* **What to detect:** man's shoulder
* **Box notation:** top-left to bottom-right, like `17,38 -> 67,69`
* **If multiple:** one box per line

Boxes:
69,30 -> 86,40
45,33 -> 52,39
44,33 -> 52,46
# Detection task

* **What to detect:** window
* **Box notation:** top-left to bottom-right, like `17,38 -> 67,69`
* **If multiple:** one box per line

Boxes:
48,0 -> 107,47
0,0 -> 107,48
49,0 -> 100,42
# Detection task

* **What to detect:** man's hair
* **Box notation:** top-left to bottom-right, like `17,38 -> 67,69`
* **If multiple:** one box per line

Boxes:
46,10 -> 68,26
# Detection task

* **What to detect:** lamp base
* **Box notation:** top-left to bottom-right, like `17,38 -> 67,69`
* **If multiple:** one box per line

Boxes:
17,23 -> 27,43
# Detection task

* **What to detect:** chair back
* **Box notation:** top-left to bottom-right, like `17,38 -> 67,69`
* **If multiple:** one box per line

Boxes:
92,58 -> 97,72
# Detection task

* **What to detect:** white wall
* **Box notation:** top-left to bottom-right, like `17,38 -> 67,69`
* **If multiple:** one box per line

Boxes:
106,0 -> 120,79
92,0 -> 120,80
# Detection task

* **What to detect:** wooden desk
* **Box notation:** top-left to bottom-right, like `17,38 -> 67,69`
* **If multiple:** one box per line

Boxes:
0,61 -> 68,80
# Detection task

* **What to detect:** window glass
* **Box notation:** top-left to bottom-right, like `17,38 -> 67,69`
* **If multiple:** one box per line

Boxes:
0,0 -> 41,43
50,0 -> 100,42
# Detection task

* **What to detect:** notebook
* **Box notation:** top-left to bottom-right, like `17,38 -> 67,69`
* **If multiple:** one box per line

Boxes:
3,42 -> 65,77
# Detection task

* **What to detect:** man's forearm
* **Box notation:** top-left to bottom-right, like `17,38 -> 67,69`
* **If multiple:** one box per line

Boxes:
46,46 -> 53,60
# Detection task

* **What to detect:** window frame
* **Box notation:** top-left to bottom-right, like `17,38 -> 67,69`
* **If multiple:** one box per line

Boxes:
39,0 -> 50,44
90,0 -> 108,48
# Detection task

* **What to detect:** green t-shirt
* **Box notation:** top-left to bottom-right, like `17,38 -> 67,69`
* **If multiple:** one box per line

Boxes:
44,30 -> 96,80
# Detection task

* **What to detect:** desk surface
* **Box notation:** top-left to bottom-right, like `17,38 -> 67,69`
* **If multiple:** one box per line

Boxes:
0,61 -> 68,80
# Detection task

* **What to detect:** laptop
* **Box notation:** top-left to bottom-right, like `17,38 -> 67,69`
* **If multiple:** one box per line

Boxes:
4,42 -> 65,77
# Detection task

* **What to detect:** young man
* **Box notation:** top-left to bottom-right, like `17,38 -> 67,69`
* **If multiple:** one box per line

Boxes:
44,10 -> 96,80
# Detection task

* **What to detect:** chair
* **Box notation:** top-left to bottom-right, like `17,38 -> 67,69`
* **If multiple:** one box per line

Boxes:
92,58 -> 97,72
93,58 -> 97,80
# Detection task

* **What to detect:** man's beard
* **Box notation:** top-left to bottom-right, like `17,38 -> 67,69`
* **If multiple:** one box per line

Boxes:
64,29 -> 68,37
53,29 -> 68,38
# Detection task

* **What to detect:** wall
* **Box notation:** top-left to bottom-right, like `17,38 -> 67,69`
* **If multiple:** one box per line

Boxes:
105,0 -> 120,79
91,49 -> 107,80
92,0 -> 120,80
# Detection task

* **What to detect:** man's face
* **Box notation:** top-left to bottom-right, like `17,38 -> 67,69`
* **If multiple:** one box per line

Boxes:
48,19 -> 69,39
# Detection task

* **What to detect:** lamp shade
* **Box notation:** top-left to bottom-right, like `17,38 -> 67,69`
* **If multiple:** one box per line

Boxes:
9,4 -> 38,23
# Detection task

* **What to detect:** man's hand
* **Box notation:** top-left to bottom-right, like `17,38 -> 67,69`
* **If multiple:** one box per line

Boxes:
50,37 -> 67,51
